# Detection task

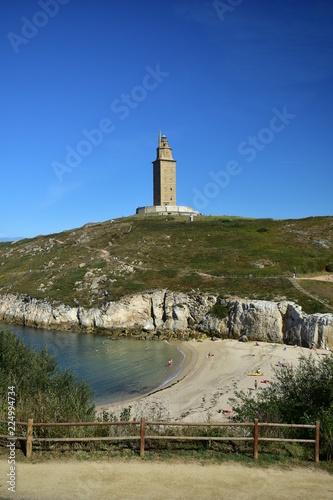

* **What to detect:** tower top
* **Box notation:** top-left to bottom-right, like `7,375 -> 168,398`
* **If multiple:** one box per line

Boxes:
156,131 -> 173,160
158,130 -> 169,146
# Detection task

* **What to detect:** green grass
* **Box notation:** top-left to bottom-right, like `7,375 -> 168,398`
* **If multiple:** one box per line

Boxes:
0,215 -> 332,311
94,261 -> 107,269
1,438 -> 330,467
297,279 -> 333,309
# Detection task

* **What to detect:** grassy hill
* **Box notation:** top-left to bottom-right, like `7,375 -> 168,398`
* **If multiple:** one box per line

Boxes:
0,215 -> 332,314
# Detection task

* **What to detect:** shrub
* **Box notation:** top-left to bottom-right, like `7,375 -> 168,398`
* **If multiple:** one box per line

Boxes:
0,328 -> 95,426
119,406 -> 132,422
229,354 -> 333,459
95,261 -> 106,269
326,263 -> 333,272
210,301 -> 229,319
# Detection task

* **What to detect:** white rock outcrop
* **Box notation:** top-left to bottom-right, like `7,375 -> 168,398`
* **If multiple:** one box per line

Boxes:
227,300 -> 284,343
0,292 -> 332,349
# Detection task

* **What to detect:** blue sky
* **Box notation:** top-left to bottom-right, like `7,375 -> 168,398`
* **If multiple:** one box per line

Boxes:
1,0 -> 332,238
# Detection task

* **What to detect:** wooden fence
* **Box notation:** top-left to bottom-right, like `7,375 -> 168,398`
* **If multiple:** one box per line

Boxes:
0,418 -> 320,463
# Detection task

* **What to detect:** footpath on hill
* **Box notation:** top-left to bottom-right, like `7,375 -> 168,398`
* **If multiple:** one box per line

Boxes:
1,459 -> 333,499
288,276 -> 333,311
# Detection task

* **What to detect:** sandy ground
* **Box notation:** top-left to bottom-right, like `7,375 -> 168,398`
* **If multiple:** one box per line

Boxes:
1,459 -> 333,500
97,339 -> 331,423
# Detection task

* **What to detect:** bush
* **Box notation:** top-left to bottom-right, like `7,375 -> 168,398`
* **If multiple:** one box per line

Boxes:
95,261 -> 106,269
0,328 -> 95,426
210,301 -> 229,319
229,354 -> 333,459
326,263 -> 333,272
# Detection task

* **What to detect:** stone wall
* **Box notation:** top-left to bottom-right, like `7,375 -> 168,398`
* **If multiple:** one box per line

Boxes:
136,205 -> 198,216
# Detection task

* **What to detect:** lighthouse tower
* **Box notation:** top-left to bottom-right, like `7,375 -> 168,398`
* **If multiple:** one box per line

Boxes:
153,131 -> 176,206
136,132 -> 198,217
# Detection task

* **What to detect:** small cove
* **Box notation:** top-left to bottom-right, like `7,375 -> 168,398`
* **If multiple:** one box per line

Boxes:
2,324 -> 185,406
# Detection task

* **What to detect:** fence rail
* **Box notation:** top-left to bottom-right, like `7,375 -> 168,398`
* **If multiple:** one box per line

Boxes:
0,418 -> 320,462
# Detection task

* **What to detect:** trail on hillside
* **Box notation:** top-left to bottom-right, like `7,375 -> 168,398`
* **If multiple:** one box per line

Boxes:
288,278 -> 333,311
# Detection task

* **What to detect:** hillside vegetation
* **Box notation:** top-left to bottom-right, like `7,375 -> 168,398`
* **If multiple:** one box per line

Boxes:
0,215 -> 332,314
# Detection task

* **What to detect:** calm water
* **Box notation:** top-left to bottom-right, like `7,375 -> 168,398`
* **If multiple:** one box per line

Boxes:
2,324 -> 185,406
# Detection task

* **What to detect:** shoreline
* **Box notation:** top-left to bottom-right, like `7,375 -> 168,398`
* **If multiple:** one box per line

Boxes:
97,339 -> 330,422
95,340 -> 198,412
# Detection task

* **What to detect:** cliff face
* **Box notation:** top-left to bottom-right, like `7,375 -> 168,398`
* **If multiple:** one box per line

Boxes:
0,292 -> 332,349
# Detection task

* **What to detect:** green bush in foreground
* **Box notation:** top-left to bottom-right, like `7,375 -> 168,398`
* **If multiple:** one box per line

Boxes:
0,328 -> 95,425
229,354 -> 333,459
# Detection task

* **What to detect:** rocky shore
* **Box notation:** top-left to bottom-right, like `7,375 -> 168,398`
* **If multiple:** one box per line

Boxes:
0,290 -> 332,349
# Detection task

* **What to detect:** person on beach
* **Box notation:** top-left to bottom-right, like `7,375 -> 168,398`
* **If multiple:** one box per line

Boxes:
168,358 -> 173,366
254,380 -> 258,390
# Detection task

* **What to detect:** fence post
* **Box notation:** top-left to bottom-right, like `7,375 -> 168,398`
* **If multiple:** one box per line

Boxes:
315,421 -> 320,464
254,419 -> 258,460
140,417 -> 145,458
26,419 -> 33,459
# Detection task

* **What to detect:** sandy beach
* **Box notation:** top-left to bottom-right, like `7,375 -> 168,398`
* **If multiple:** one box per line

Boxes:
97,339 -> 330,422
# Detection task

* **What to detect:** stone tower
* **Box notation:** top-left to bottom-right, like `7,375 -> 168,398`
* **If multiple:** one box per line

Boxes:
136,132 -> 198,216
152,131 -> 176,206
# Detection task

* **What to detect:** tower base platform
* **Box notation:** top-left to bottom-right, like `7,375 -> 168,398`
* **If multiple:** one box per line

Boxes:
136,205 -> 198,216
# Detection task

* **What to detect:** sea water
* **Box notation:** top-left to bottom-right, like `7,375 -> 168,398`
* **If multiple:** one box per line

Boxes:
2,324 -> 185,406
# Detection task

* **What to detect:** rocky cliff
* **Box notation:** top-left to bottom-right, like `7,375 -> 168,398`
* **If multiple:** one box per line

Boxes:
0,291 -> 332,349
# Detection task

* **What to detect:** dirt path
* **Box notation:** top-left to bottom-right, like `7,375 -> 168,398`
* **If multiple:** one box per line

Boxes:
297,275 -> 333,282
1,459 -> 332,499
288,277 -> 333,311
